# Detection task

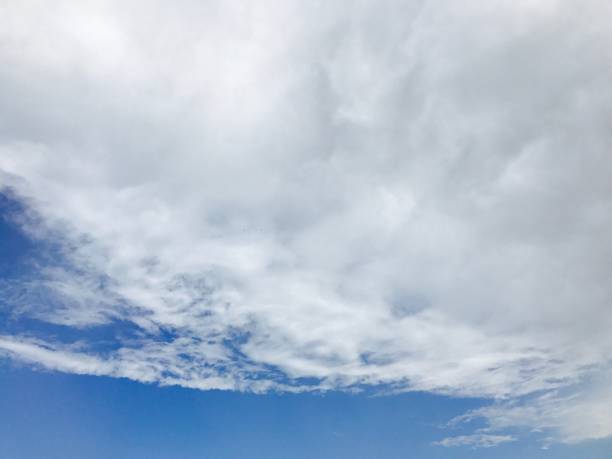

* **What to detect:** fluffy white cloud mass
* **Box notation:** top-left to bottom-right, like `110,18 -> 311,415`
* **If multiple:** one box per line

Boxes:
1,0 -> 611,446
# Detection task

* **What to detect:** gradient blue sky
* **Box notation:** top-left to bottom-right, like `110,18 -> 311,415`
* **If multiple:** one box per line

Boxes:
1,366 -> 612,459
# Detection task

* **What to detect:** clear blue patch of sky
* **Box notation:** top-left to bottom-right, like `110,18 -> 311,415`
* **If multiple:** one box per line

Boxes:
1,365 -> 612,459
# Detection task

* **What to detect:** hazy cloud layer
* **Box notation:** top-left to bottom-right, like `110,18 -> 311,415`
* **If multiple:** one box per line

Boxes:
1,0 -> 611,446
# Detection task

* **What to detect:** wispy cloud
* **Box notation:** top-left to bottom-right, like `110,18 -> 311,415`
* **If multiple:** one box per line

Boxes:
444,371 -> 612,446
434,434 -> 516,449
1,0 -> 611,447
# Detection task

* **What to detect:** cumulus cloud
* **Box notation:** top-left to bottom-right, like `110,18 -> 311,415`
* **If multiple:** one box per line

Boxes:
1,0 -> 611,446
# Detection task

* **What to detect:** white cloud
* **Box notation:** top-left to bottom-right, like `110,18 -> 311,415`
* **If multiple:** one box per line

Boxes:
0,336 -> 115,376
434,434 -> 516,449
1,0 -> 611,446
446,370 -> 612,446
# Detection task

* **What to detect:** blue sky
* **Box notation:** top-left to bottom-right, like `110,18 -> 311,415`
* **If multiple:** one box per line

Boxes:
1,1 -> 612,457
2,364 -> 612,459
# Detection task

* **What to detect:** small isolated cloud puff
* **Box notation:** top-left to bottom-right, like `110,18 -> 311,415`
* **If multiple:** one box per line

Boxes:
1,0 -> 612,447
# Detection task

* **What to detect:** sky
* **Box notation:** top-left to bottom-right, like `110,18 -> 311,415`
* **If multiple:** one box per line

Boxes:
0,0 -> 611,457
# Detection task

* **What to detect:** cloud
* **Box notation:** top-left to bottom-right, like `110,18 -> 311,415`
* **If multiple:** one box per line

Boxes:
434,434 -> 516,449
1,0 -> 611,446
0,335 -> 115,376
445,370 -> 612,446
